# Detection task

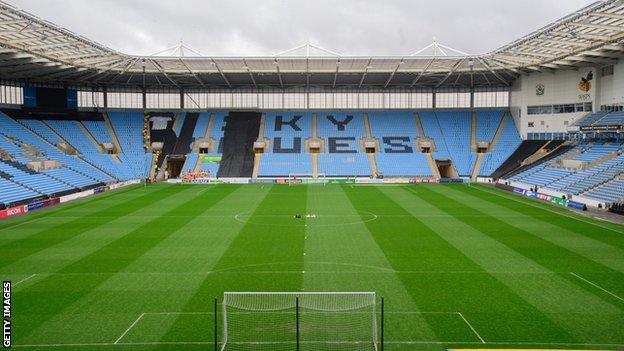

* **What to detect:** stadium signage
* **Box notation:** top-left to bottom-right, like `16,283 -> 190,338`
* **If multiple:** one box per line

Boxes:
0,205 -> 28,220
2,281 -> 10,348
27,198 -> 60,212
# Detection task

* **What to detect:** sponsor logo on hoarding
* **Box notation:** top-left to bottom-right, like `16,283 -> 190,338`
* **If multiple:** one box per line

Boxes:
0,205 -> 28,219
512,187 -> 526,195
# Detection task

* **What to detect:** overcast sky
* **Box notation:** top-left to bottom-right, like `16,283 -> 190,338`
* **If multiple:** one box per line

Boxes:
6,0 -> 596,57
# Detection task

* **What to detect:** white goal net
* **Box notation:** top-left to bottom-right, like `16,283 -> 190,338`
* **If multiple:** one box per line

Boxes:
221,292 -> 378,351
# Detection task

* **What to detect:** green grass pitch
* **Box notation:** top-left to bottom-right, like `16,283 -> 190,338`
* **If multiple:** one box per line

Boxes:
1,183 -> 624,350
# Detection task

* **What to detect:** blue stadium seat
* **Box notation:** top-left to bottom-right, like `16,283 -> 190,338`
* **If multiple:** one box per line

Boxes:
368,112 -> 430,176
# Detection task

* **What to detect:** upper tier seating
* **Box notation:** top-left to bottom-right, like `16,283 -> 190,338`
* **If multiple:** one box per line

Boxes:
476,110 -> 503,142
420,111 -> 475,176
480,116 -> 522,176
259,112 -> 313,176
598,111 -> 624,126
368,112 -> 431,176
82,120 -> 112,144
108,112 -> 151,179
193,112 -> 210,139
577,110 -> 624,127
317,112 -> 371,176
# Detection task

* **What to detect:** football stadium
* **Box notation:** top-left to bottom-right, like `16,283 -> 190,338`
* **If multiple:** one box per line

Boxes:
1,1 -> 624,350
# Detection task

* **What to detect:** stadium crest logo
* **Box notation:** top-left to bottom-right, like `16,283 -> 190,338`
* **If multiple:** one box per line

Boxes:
578,71 -> 593,92
535,84 -> 545,96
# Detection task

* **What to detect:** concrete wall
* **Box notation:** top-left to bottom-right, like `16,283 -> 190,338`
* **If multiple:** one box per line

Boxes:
510,59 -> 624,139
510,66 -> 597,138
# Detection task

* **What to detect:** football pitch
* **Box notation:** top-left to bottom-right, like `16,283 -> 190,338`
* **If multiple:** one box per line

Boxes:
1,183 -> 624,350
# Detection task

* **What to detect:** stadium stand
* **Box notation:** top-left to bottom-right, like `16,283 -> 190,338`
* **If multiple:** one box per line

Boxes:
259,112 -> 313,177
196,112 -> 227,176
476,110 -> 503,142
490,140 -> 548,179
480,115 -> 522,176
368,112 -> 431,176
108,111 -> 152,179
81,120 -> 112,145
508,142 -> 624,202
1,113 -> 111,186
420,111 -> 475,176
317,112 -> 371,177
576,110 -> 624,127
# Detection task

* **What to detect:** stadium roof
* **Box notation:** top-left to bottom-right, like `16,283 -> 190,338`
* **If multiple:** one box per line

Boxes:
0,0 -> 623,89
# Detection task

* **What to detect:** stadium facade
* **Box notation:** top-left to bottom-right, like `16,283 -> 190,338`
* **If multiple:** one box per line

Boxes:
0,0 -> 623,214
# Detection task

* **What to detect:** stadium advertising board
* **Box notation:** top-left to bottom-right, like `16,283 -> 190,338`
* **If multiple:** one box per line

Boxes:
513,187 -> 526,195
108,179 -> 141,190
59,189 -> 95,203
27,198 -> 60,212
567,201 -> 587,211
409,177 -> 438,184
511,187 -> 569,207
182,178 -> 222,184
551,197 -> 567,206
249,179 -> 276,184
0,205 -> 28,220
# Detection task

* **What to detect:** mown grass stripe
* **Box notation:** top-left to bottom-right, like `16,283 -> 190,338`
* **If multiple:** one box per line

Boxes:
0,185 -> 143,232
463,185 -> 624,247
0,185 -> 179,269
13,185 -> 239,343
158,185 -> 308,344
303,185 -> 445,343
381,187 -> 576,341
409,185 -> 624,343
435,185 -> 624,278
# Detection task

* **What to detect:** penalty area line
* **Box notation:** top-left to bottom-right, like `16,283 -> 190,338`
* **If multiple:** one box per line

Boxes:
13,274 -> 36,286
570,272 -> 624,303
456,312 -> 485,344
114,313 -> 145,344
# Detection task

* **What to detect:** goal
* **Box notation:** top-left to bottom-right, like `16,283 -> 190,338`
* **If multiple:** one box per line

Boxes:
287,173 -> 326,185
221,292 -> 378,351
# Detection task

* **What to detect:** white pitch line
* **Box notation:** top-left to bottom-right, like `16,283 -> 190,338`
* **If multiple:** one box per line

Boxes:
457,312 -> 485,344
570,272 -> 624,303
13,274 -> 36,286
114,313 -> 145,344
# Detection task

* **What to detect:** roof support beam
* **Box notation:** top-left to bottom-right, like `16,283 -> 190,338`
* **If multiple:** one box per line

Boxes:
384,59 -> 404,88
475,57 -> 509,86
242,58 -> 257,88
409,57 -> 436,87
332,59 -> 340,88
210,59 -> 231,88
567,22 -> 624,32
358,58 -> 372,88
591,12 -> 624,20
435,58 -> 465,88
275,60 -> 284,89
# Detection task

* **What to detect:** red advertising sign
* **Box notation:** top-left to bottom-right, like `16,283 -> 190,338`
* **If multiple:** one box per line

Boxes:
0,205 -> 28,219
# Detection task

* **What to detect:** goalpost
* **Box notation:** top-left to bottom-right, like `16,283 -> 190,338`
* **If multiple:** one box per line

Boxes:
287,173 -> 327,185
221,292 -> 378,351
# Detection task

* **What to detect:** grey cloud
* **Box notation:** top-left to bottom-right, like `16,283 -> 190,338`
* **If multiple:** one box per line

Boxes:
6,0 -> 595,56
